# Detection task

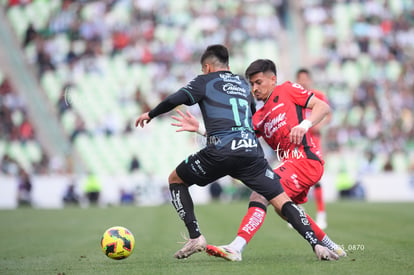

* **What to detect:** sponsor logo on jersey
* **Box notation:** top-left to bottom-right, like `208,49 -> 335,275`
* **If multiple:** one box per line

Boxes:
255,103 -> 284,127
230,138 -> 257,150
220,73 -> 242,84
223,83 -> 247,96
275,144 -> 305,161
264,112 -> 286,138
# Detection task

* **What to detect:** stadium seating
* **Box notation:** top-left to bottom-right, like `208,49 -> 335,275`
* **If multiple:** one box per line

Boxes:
2,0 -> 413,177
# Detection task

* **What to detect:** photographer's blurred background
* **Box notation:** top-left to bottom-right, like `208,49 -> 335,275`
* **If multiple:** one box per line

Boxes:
0,0 -> 413,208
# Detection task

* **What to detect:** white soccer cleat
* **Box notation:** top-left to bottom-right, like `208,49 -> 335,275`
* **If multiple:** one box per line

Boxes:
314,244 -> 339,261
206,244 -> 242,262
333,245 -> 347,257
174,235 -> 207,259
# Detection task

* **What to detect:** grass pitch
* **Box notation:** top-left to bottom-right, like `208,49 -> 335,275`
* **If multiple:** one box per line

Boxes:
1,201 -> 413,275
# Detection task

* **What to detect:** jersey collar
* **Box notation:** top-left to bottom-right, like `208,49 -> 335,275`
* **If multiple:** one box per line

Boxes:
263,90 -> 273,105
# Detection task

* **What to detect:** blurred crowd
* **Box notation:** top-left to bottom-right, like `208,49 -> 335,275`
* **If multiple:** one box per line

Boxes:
300,0 -> 414,172
0,77 -> 51,174
1,0 -> 413,176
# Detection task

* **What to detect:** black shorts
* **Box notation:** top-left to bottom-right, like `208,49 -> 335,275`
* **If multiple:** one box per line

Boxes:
176,147 -> 285,201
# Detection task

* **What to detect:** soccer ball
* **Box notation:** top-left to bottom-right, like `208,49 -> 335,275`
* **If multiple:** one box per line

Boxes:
101,226 -> 135,260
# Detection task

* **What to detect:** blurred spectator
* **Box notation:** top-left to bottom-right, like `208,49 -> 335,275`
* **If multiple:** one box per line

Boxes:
134,88 -> 151,113
129,155 -> 141,173
57,84 -> 72,117
70,115 -> 88,142
63,182 -> 79,206
18,112 -> 34,143
1,153 -> 19,175
33,151 -> 50,174
383,155 -> 394,172
23,23 -> 37,48
111,29 -> 131,56
83,172 -> 101,205
336,165 -> 365,200
120,188 -> 135,205
35,37 -> 56,77
17,167 -> 32,207
66,43 -> 78,65
209,181 -> 223,201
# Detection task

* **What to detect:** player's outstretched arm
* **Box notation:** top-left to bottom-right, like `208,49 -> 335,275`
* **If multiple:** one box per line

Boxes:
136,89 -> 194,129
171,110 -> 205,136
135,112 -> 152,128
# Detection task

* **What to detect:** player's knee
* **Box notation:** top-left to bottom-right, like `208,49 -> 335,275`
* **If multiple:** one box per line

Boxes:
249,192 -> 269,206
168,170 -> 184,184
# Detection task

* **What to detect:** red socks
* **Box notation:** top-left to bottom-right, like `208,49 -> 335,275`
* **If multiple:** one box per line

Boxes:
235,202 -> 326,244
314,185 -> 325,213
237,206 -> 266,244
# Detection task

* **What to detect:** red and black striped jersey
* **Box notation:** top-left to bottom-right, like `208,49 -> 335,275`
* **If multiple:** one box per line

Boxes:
253,81 -> 323,163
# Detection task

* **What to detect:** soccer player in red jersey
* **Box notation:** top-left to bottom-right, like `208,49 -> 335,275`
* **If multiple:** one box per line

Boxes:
296,68 -> 332,230
172,59 -> 346,261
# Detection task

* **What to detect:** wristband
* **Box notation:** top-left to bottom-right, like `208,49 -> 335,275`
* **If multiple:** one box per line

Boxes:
298,119 -> 312,132
197,123 -> 206,136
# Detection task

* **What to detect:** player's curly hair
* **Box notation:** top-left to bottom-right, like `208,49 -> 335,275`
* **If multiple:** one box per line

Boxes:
245,59 -> 277,79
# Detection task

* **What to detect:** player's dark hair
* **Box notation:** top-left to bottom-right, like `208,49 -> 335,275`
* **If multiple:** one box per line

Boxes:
296,68 -> 311,78
200,44 -> 229,67
245,59 -> 277,79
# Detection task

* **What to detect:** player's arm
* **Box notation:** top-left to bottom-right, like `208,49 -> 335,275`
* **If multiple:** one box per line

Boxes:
171,110 -> 206,136
310,93 -> 332,133
135,90 -> 191,128
311,109 -> 332,133
305,95 -> 331,128
290,95 -> 331,144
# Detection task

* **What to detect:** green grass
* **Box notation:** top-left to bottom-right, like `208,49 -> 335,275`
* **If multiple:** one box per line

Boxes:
1,201 -> 413,275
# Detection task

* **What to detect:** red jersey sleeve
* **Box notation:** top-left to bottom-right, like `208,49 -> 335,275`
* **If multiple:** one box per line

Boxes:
286,82 -> 314,108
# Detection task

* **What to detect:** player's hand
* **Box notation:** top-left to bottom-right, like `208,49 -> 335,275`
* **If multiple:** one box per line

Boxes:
171,109 -> 200,133
135,112 -> 152,128
290,120 -> 312,144
289,125 -> 307,145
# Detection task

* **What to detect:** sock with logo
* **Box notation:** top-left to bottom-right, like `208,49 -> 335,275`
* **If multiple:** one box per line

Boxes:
169,183 -> 200,238
306,213 -> 325,241
234,201 -> 267,251
281,201 -> 321,250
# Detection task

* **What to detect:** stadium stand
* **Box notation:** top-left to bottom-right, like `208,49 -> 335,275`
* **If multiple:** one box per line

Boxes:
1,0 -> 413,179
0,72 -> 46,174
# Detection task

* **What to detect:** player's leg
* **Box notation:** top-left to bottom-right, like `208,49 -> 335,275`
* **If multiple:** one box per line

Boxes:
313,182 -> 327,229
206,190 -> 337,261
234,192 -> 268,248
268,193 -> 338,261
277,159 -> 344,256
206,192 -> 269,261
170,149 -> 228,259
236,158 -> 337,261
168,169 -> 207,259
